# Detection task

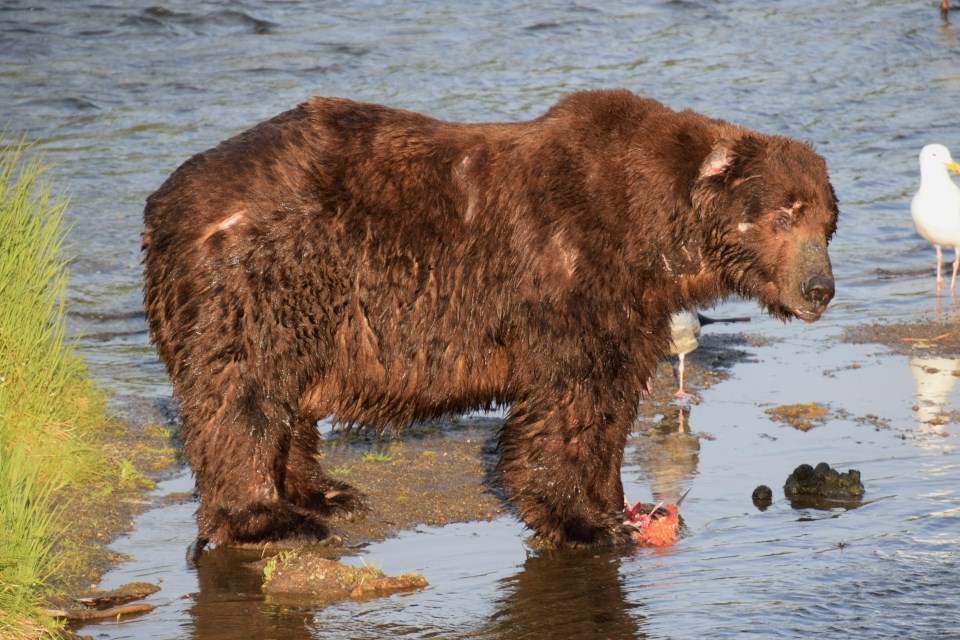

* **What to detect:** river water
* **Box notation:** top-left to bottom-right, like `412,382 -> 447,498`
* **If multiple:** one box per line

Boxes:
3,1 -> 960,638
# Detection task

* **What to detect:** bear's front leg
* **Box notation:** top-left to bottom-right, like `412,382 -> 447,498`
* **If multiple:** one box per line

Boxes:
497,391 -> 635,547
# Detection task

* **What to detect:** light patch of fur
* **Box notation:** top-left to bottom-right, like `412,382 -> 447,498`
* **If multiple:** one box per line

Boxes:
199,210 -> 246,245
730,175 -> 762,189
456,153 -> 479,224
551,229 -> 578,278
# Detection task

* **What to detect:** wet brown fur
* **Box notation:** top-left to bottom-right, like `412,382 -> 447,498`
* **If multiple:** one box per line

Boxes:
143,89 -> 838,548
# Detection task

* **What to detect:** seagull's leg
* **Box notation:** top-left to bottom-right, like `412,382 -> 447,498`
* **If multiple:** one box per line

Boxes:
936,245 -> 944,293
673,353 -> 692,399
951,248 -> 959,292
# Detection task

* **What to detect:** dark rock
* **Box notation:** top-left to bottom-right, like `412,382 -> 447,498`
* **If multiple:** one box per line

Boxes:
784,462 -> 864,509
751,484 -> 773,510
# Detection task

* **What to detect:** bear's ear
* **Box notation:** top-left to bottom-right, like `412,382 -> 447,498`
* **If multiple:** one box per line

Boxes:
698,140 -> 735,179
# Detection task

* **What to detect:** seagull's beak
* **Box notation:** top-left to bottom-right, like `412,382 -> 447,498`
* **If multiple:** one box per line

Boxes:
948,160 -> 960,174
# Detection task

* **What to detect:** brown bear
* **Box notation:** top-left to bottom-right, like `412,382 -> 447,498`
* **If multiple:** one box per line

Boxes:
143,89 -> 837,550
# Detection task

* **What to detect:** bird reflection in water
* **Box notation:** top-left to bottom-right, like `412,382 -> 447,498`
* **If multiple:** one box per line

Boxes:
909,356 -> 960,428
633,404 -> 700,507
934,292 -> 959,320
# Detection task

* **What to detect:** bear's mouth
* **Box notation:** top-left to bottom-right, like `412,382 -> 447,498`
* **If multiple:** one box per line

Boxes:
792,304 -> 827,323
761,283 -> 829,323
765,279 -> 832,324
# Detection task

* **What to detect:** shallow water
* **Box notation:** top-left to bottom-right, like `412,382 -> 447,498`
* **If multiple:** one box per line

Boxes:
3,1 -> 960,638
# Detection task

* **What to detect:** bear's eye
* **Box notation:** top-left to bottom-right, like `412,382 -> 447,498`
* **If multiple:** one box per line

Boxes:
775,208 -> 793,230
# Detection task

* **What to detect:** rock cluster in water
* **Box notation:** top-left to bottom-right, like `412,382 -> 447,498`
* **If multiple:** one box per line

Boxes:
783,462 -> 864,508
751,462 -> 865,510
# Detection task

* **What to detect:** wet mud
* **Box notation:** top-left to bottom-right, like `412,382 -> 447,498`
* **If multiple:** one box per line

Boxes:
318,416 -> 508,548
844,319 -> 960,357
49,420 -> 180,598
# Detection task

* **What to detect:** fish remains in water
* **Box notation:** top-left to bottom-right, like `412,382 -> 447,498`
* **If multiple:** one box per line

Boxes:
622,497 -> 683,547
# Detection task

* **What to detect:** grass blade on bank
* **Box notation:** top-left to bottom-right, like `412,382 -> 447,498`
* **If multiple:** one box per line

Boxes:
0,141 -> 110,638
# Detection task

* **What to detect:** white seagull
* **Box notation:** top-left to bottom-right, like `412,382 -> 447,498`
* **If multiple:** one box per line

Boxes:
669,311 -> 701,399
911,143 -> 960,294
668,311 -> 749,399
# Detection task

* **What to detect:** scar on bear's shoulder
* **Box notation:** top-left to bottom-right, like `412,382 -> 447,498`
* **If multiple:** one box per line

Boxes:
198,210 -> 247,246
452,144 -> 489,224
551,228 -> 578,279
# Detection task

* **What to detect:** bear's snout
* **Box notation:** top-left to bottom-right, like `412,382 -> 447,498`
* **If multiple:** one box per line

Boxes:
801,274 -> 834,307
783,235 -> 835,322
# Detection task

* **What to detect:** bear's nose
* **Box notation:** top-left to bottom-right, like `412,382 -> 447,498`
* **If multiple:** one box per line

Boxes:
801,275 -> 835,305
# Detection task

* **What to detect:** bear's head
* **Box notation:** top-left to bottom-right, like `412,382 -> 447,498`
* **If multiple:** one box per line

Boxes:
692,135 -> 839,323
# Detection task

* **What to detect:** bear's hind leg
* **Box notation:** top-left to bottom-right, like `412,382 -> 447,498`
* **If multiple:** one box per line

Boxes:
183,368 -> 335,546
283,416 -> 368,519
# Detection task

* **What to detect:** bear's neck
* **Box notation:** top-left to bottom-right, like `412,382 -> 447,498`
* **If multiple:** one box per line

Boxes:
630,203 -> 724,310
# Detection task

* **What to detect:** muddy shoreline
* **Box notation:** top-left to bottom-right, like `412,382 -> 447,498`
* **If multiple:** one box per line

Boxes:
56,316 -> 960,610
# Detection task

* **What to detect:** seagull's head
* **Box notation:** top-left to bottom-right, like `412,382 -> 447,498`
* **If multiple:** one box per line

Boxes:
919,144 -> 960,176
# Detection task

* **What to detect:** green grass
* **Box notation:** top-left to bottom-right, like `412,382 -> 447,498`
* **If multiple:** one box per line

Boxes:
0,141 -> 111,637
360,450 -> 393,463
329,464 -> 354,476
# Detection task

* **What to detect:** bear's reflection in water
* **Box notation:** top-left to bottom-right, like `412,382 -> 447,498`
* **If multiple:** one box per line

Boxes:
190,547 -> 314,640
479,547 -> 644,640
188,538 -> 651,639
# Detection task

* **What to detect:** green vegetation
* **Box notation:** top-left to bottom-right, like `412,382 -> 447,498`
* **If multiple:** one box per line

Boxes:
360,450 -> 394,463
329,464 -> 354,476
261,549 -> 296,585
0,142 -> 111,638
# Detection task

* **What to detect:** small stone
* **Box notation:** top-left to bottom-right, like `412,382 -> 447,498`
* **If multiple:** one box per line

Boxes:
751,485 -> 773,510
